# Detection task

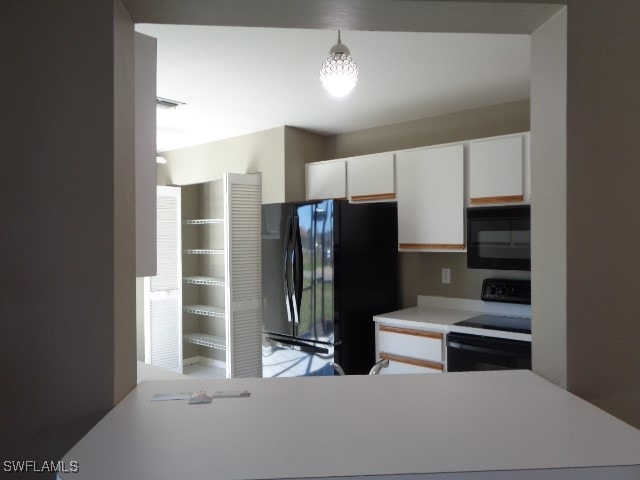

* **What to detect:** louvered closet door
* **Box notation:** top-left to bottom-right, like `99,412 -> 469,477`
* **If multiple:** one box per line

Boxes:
225,174 -> 262,378
144,186 -> 182,372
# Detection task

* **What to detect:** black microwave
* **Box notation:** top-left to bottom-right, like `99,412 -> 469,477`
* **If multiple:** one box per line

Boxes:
466,205 -> 531,271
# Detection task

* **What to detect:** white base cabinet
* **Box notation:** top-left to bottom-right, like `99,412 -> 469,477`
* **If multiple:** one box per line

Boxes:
375,323 -> 445,374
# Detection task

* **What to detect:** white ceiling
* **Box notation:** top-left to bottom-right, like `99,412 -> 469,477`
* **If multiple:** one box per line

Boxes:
135,24 -> 530,153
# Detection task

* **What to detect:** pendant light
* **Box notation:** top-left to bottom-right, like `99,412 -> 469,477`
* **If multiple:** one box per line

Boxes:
319,30 -> 358,98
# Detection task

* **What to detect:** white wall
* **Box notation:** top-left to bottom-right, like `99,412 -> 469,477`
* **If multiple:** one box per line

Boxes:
530,8 -> 567,388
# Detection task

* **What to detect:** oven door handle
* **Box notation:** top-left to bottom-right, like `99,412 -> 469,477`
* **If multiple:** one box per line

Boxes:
447,340 -> 529,358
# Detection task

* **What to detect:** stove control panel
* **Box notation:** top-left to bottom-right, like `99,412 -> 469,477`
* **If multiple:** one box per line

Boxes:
481,279 -> 531,305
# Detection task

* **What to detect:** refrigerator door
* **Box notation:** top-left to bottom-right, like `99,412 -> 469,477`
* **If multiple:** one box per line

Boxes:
262,334 -> 335,377
292,200 -> 336,344
261,203 -> 295,338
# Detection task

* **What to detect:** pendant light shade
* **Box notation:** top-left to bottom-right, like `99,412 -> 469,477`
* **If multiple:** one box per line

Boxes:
320,31 -> 358,98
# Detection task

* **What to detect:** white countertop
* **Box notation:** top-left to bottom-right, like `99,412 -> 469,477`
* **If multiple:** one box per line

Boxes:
59,371 -> 640,479
374,295 -> 532,341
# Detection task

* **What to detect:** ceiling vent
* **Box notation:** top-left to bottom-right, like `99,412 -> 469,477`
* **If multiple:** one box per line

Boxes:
156,97 -> 185,109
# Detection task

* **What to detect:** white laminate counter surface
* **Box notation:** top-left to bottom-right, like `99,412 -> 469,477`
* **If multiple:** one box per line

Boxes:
374,305 -> 476,329
374,296 -> 532,341
59,371 -> 640,480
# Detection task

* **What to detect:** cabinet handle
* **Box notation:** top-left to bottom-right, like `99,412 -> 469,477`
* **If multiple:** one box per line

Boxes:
380,325 -> 443,340
399,243 -> 465,250
350,193 -> 395,202
379,352 -> 444,371
470,195 -> 524,204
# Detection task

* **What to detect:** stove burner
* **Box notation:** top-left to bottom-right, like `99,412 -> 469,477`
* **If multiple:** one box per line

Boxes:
455,314 -> 531,334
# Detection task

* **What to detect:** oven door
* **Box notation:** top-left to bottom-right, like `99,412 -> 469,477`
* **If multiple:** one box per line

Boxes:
446,332 -> 531,372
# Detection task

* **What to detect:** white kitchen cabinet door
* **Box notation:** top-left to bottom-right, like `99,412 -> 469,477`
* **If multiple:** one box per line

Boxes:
374,322 -> 445,375
378,354 -> 443,375
469,134 -> 526,205
144,186 -> 183,373
396,144 -> 465,251
306,160 -> 346,200
378,325 -> 443,363
347,153 -> 395,202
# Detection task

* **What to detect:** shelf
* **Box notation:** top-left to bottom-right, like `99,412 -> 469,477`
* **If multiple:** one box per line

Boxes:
184,249 -> 224,255
183,333 -> 227,350
184,304 -> 226,318
183,218 -> 224,225
183,276 -> 225,286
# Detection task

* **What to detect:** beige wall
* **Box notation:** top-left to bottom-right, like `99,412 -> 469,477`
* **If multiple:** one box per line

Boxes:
400,253 -> 531,308
0,0 -> 122,463
326,99 -> 530,160
530,9 -> 567,387
158,126 -> 286,203
158,126 -> 321,204
284,126 -> 326,202
565,0 -> 640,428
113,0 -> 137,406
327,100 -> 531,308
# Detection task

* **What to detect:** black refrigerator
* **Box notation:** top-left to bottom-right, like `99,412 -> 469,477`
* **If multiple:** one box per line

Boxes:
261,199 -> 398,377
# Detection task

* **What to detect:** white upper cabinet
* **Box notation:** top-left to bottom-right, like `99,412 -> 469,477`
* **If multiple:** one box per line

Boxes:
396,144 -> 465,251
347,153 -> 395,202
469,133 -> 529,205
305,160 -> 346,200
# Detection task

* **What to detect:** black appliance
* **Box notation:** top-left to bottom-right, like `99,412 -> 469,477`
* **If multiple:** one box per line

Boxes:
466,205 -> 531,271
446,278 -> 531,372
480,277 -> 531,304
446,333 -> 532,372
261,199 -> 398,377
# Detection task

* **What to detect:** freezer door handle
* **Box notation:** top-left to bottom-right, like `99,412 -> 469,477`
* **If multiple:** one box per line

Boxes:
282,216 -> 293,324
266,336 -> 329,355
290,215 -> 301,324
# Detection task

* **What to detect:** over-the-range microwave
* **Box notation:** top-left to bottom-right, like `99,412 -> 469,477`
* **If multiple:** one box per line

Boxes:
466,205 -> 531,271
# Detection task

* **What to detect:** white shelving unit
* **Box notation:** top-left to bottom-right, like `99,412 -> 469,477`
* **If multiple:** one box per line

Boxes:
183,333 -> 227,351
183,304 -> 226,318
184,248 -> 225,255
183,218 -> 224,225
181,173 -> 263,378
183,276 -> 225,286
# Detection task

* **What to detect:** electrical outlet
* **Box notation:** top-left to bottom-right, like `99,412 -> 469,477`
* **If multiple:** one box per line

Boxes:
441,268 -> 451,284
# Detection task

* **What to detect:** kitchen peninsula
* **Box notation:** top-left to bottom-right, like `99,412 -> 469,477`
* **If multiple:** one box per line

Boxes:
59,371 -> 640,479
